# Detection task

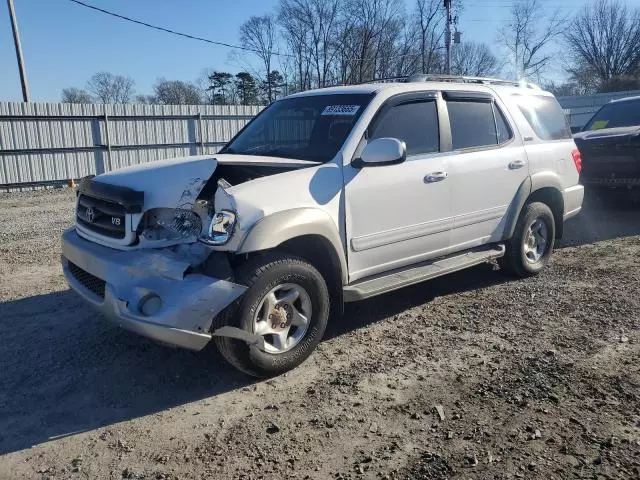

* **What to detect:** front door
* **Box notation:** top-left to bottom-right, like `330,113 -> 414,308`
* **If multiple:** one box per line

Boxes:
443,92 -> 529,250
344,93 -> 452,282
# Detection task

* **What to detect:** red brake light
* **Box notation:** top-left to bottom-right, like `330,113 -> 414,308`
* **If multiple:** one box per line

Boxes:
571,149 -> 582,174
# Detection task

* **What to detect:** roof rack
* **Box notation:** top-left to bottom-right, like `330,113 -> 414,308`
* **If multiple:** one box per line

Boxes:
364,74 -> 541,90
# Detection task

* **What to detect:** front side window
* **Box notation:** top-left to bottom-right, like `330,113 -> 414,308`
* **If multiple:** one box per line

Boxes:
222,93 -> 373,162
514,94 -> 572,140
369,100 -> 439,155
583,100 -> 640,131
447,100 -> 500,149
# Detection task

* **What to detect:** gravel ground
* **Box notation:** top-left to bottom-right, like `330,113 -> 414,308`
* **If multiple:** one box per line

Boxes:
0,188 -> 639,479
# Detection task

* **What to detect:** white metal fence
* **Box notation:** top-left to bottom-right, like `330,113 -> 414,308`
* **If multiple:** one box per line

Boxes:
0,102 -> 263,188
3,92 -> 639,188
557,90 -> 640,131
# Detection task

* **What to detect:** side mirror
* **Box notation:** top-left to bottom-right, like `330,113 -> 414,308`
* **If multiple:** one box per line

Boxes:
356,137 -> 406,167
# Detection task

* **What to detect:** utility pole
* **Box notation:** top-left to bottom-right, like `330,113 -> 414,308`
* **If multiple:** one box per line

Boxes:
7,0 -> 30,102
444,0 -> 452,75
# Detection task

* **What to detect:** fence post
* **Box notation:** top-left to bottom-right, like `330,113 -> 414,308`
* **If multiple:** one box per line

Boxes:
104,112 -> 112,172
90,117 -> 105,175
197,112 -> 204,154
187,116 -> 198,155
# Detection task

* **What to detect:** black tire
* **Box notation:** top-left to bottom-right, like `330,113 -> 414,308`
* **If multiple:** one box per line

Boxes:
499,201 -> 555,277
213,253 -> 330,378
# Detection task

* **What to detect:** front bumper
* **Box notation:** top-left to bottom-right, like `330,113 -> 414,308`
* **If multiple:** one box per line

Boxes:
61,228 -> 247,350
563,184 -> 584,221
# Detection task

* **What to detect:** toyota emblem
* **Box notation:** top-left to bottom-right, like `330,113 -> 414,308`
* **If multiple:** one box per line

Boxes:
86,206 -> 96,223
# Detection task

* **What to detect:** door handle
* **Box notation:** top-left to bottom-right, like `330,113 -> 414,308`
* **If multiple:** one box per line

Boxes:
509,159 -> 526,170
424,171 -> 448,183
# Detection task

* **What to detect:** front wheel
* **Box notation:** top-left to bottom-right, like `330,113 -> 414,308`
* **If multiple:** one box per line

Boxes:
499,201 -> 555,277
213,253 -> 330,378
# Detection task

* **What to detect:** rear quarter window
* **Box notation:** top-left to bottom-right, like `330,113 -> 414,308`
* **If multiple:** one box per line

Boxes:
514,95 -> 572,140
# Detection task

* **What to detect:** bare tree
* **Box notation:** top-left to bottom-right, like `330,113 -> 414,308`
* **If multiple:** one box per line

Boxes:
61,87 -> 92,104
565,63 -> 601,94
153,79 -> 201,105
499,0 -> 566,79
86,72 -> 135,104
279,0 -> 342,88
451,42 -> 502,77
344,0 -> 404,83
543,81 -> 585,97
415,0 -> 444,74
240,15 -> 277,102
391,27 -> 421,77
279,3 -> 313,91
565,0 -> 640,87
135,94 -> 157,105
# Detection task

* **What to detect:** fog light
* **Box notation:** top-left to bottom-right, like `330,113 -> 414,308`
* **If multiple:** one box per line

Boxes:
139,294 -> 162,316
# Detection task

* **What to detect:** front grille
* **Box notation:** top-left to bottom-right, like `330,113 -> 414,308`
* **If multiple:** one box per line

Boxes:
68,261 -> 106,298
76,194 -> 126,239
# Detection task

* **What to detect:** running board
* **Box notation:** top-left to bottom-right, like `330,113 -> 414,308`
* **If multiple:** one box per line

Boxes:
343,244 -> 505,302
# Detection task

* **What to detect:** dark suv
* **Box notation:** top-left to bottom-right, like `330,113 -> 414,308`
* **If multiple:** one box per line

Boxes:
574,96 -> 640,193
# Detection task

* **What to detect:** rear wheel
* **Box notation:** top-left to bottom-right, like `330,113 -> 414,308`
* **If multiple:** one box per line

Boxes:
213,253 -> 330,378
499,201 -> 555,277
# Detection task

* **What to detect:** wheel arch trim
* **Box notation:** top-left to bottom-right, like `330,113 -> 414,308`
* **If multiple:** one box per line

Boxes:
504,173 -> 565,240
237,208 -> 348,284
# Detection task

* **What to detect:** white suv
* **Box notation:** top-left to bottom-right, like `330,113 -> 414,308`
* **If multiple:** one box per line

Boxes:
61,75 -> 584,377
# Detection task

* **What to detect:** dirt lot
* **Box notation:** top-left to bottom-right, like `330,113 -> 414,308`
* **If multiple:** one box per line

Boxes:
0,188 -> 639,480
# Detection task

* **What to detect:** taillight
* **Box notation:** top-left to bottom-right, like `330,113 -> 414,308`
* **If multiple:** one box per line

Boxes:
571,149 -> 582,174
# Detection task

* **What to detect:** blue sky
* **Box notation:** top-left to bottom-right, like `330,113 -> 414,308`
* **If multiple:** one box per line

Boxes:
1,0 -> 597,102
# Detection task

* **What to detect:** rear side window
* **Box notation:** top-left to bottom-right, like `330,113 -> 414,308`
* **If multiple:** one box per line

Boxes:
584,100 -> 640,130
495,106 -> 513,144
447,100 -> 503,149
514,95 -> 572,140
370,100 -> 439,155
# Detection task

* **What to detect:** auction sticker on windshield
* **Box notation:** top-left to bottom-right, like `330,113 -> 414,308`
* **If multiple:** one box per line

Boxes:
321,105 -> 360,116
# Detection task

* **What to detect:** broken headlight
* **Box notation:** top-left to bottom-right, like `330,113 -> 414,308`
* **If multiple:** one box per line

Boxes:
199,210 -> 236,245
140,208 -> 203,242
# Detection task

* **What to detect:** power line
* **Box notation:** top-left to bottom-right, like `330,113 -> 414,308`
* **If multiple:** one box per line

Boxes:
67,0 -> 294,57
65,0 -> 437,64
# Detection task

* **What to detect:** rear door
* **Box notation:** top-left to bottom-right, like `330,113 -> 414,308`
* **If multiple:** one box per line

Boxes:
444,91 -> 529,250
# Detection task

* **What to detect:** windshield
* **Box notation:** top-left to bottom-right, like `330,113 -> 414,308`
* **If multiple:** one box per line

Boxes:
584,100 -> 640,131
221,93 -> 373,162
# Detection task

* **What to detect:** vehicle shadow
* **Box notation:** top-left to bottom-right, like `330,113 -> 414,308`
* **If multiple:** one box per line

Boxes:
326,263 -> 507,340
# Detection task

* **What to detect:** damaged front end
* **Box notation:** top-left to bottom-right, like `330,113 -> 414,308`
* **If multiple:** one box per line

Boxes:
63,155 -> 303,351
61,227 -> 252,350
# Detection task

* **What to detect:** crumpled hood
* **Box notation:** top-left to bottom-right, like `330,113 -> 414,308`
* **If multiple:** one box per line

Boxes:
93,154 -> 316,210
94,155 -> 217,210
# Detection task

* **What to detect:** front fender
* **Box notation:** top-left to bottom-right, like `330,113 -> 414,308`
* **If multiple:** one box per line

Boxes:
237,208 -> 348,283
